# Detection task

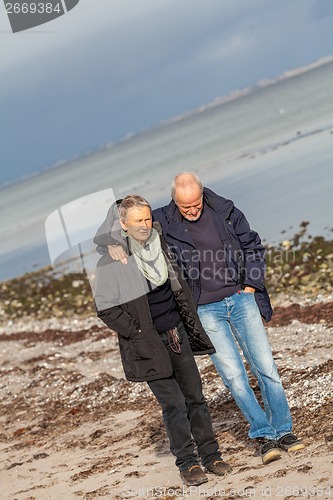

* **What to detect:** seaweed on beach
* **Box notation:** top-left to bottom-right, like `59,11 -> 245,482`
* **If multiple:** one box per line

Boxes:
0,268 -> 94,320
265,222 -> 333,298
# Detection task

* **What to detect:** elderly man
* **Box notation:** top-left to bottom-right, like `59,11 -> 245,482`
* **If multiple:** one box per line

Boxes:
97,174 -> 304,465
94,194 -> 231,486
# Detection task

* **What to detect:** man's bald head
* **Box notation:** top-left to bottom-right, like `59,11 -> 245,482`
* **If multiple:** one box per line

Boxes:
171,172 -> 204,221
171,173 -> 203,200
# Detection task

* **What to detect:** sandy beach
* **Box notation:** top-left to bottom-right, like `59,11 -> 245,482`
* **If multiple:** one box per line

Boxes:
0,295 -> 332,499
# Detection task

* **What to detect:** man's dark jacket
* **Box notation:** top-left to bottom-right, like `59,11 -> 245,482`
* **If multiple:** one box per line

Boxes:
154,188 -> 273,322
95,225 -> 215,382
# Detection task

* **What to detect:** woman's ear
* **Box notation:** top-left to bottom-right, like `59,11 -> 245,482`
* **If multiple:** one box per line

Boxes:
120,219 -> 127,231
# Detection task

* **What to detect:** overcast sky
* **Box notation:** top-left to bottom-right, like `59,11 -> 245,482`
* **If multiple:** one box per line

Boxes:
0,0 -> 332,185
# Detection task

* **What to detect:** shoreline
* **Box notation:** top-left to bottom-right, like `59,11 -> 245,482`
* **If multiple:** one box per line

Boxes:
1,114 -> 333,284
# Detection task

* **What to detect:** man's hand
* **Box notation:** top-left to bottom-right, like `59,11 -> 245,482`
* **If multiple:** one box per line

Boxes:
108,245 -> 128,265
243,286 -> 256,293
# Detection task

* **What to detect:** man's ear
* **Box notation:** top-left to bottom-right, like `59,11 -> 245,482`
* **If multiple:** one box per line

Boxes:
120,220 -> 127,231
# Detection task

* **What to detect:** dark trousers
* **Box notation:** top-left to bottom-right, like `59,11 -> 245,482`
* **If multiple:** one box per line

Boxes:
148,322 -> 221,471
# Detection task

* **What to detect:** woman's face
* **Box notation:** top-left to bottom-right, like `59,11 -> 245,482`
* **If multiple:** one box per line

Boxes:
120,206 -> 153,244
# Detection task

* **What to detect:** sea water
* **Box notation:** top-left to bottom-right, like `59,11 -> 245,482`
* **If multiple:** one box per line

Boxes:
1,60 -> 333,281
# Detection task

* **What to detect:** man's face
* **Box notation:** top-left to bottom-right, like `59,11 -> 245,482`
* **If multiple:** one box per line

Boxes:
120,206 -> 153,244
175,186 -> 203,221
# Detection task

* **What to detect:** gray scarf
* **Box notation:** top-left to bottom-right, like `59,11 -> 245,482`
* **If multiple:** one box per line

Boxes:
126,228 -> 168,286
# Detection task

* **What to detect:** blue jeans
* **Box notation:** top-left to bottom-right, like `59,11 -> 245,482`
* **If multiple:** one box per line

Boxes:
197,291 -> 292,440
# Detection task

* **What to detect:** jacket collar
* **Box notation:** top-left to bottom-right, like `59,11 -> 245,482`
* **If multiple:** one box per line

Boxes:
164,187 -> 234,222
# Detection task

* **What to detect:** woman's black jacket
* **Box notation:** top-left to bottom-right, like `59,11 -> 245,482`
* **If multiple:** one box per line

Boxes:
94,227 -> 215,382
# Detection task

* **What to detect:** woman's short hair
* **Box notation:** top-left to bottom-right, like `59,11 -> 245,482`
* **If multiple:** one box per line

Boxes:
119,194 -> 151,221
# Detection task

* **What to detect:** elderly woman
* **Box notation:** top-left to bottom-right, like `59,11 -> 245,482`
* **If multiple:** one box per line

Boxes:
94,194 -> 231,486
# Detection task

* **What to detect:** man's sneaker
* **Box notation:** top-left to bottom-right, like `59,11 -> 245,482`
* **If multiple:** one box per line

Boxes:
205,459 -> 232,476
180,465 -> 208,486
258,438 -> 281,465
277,433 -> 305,452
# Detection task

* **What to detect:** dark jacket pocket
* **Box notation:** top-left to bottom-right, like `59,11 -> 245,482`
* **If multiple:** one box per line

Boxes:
129,333 -> 154,360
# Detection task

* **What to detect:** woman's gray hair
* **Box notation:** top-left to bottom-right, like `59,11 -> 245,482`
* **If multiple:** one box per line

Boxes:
119,194 -> 151,221
171,172 -> 203,201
